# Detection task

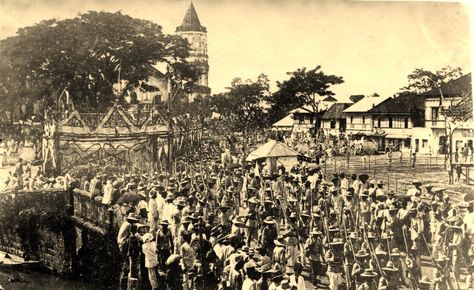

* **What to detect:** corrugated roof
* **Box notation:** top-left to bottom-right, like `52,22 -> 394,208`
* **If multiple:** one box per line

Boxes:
272,114 -> 294,127
421,73 -> 472,98
246,140 -> 301,161
322,103 -> 352,119
369,94 -> 424,115
176,2 -> 206,32
343,96 -> 390,113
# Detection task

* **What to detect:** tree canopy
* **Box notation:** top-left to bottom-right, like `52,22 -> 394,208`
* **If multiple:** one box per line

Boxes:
0,11 -> 198,112
267,66 -> 344,122
400,66 -> 463,94
208,74 -> 270,136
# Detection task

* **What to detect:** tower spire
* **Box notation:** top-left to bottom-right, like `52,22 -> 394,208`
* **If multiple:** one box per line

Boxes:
176,1 -> 206,32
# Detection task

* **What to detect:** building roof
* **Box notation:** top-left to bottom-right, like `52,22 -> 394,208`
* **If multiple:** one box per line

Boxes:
322,103 -> 352,120
369,94 -> 424,115
322,96 -> 338,102
444,91 -> 473,121
421,73 -> 472,98
246,140 -> 301,161
349,95 -> 365,103
272,114 -> 293,127
289,101 -> 333,114
343,95 -> 390,113
176,2 -> 206,32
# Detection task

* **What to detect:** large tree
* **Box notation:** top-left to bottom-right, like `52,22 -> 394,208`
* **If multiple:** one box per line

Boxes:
267,66 -> 344,123
0,11 -> 197,112
209,74 -> 270,138
400,66 -> 463,94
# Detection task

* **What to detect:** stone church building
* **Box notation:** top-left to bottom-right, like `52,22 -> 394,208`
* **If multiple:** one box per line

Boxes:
136,2 -> 210,105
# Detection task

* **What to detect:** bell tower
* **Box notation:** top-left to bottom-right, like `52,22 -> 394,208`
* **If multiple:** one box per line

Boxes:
176,2 -> 209,98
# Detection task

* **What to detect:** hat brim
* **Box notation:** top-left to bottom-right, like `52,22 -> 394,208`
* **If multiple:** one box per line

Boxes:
382,267 -> 398,272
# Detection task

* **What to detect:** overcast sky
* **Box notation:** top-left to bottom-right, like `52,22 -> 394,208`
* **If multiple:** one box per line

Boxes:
0,0 -> 471,101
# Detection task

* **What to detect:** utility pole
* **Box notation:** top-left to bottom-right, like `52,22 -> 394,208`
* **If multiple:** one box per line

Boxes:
167,76 -> 173,174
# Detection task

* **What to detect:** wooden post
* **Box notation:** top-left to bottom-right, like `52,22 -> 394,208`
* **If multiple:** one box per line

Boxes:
429,152 -> 432,169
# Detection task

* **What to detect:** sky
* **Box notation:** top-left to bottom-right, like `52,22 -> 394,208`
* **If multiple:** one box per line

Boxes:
0,0 -> 471,101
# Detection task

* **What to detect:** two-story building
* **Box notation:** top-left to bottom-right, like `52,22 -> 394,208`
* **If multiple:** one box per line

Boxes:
411,73 -> 472,155
343,95 -> 389,130
368,94 -> 425,151
321,102 -> 351,135
289,99 -> 336,136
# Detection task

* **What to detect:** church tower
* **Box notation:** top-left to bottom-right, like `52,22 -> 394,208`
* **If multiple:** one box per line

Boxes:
176,2 -> 210,98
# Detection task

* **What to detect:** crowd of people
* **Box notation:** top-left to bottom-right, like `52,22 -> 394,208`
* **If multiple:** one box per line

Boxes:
69,138 -> 474,290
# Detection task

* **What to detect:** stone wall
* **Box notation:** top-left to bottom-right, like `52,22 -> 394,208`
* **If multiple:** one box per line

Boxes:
0,189 -> 74,274
0,187 -> 120,284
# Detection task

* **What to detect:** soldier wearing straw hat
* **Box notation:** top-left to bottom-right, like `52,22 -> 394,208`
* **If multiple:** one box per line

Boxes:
381,260 -> 399,290
305,229 -> 324,286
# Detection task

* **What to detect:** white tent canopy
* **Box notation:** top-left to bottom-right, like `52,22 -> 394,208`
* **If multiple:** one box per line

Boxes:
271,114 -> 293,130
246,140 -> 301,161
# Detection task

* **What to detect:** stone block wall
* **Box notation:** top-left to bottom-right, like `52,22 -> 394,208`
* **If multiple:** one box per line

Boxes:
0,189 -> 73,274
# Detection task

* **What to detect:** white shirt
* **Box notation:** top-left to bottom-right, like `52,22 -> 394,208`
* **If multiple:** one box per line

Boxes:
102,182 -> 114,205
142,241 -> 158,268
242,278 -> 257,290
290,274 -> 306,290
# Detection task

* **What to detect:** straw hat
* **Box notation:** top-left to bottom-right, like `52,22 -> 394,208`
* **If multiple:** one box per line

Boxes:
375,248 -> 388,256
435,254 -> 449,263
412,179 -> 422,186
165,254 -> 182,266
263,217 -> 276,224
330,238 -> 344,246
248,197 -> 259,204
382,261 -> 398,272
264,197 -> 274,204
360,268 -> 378,278
389,248 -> 401,257
274,235 -> 287,247
126,213 -> 139,223
310,229 -> 323,235
355,250 -> 369,259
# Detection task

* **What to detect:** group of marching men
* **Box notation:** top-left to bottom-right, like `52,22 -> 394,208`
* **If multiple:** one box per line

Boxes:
113,151 -> 474,290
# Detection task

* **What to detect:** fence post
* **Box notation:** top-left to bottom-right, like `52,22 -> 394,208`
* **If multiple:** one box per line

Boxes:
387,173 -> 390,190
368,155 -> 371,176
374,155 -> 377,180
395,170 -> 398,194
429,152 -> 432,169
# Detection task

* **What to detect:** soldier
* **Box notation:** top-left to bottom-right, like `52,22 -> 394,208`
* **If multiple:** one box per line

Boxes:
245,197 -> 260,247
272,235 -> 287,271
358,268 -> 378,290
305,229 -> 324,286
260,216 -> 278,257
156,220 -> 174,270
326,250 -> 343,290
381,260 -> 399,290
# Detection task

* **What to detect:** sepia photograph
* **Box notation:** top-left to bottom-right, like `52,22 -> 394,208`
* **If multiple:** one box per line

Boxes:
0,0 -> 472,289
